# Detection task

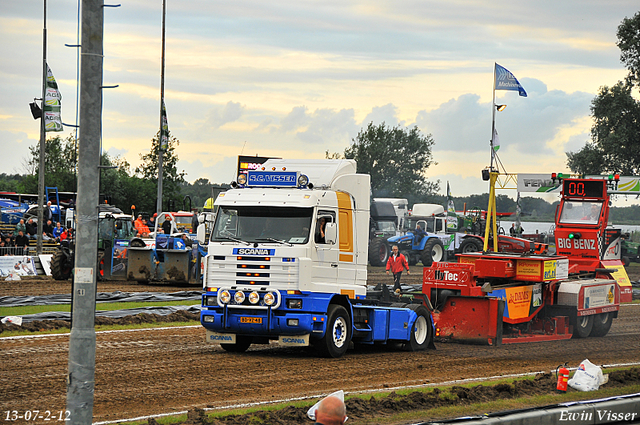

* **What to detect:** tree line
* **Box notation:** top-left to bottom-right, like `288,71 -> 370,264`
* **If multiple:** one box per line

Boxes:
2,12 -> 639,220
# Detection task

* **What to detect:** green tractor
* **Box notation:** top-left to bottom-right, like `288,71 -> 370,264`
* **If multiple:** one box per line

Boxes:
621,233 -> 640,266
51,206 -> 137,280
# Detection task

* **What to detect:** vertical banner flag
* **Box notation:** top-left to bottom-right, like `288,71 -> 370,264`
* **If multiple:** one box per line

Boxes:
160,100 -> 169,151
446,181 -> 458,231
44,64 -> 63,132
492,128 -> 500,152
495,63 -> 527,97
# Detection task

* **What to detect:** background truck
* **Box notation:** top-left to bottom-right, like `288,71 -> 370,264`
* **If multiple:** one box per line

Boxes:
368,200 -> 398,266
200,159 -> 435,357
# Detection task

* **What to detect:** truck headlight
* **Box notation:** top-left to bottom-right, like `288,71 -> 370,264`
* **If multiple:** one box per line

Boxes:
219,290 -> 231,304
298,174 -> 309,187
249,291 -> 260,304
264,291 -> 276,306
237,174 -> 247,185
234,291 -> 246,303
206,296 -> 217,306
203,315 -> 214,323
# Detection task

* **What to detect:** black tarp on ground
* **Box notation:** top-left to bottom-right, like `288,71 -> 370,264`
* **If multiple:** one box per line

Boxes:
8,304 -> 202,323
0,291 -> 201,307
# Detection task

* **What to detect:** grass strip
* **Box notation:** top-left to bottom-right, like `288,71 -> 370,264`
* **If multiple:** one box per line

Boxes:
119,369 -> 640,425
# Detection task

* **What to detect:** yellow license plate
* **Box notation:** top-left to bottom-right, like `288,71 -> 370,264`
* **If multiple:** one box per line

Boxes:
240,317 -> 262,324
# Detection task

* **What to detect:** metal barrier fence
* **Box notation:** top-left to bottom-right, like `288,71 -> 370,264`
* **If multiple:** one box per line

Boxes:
0,246 -> 29,256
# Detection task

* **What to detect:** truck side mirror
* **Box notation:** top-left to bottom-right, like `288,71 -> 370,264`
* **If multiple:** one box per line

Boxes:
197,223 -> 206,244
325,222 -> 337,244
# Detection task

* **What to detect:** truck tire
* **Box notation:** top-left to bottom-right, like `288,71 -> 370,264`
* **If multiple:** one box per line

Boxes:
51,249 -> 72,280
459,238 -> 483,254
369,238 -> 390,266
572,314 -> 593,338
404,305 -> 432,351
421,238 -> 444,267
318,304 -> 351,358
221,335 -> 253,353
589,313 -> 613,337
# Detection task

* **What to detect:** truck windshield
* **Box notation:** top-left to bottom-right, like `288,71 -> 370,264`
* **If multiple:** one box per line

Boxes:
211,206 -> 313,244
173,215 -> 193,233
559,201 -> 602,225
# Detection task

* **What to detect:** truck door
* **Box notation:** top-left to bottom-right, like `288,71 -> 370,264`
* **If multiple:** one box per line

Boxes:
337,192 -> 356,286
312,210 -> 338,287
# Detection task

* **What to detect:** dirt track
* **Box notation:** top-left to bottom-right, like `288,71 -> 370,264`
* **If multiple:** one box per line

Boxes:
1,267 -> 639,424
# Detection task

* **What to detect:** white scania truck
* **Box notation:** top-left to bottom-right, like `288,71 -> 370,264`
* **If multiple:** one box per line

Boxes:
200,159 -> 434,357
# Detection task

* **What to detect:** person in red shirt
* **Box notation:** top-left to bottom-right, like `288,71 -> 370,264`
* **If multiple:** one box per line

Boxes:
385,244 -> 410,291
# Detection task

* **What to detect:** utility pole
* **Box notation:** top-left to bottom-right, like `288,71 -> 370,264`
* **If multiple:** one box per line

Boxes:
156,0 -> 167,215
65,0 -> 103,422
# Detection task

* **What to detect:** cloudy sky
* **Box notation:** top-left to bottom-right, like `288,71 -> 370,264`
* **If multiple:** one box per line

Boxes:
1,1 -> 637,202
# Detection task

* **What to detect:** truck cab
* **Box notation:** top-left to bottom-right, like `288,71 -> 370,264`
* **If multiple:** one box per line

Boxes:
554,176 -> 633,302
200,159 -> 434,357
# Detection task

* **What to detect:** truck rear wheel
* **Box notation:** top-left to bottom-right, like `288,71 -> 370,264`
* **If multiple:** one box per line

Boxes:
421,239 -> 444,266
404,305 -> 432,351
318,305 -> 351,358
221,335 -> 253,353
589,313 -> 613,337
369,238 -> 390,266
572,314 -> 593,338
51,249 -> 72,280
459,238 -> 483,254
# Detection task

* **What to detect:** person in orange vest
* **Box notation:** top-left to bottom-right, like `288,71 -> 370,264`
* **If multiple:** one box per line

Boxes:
138,218 -> 151,238
385,244 -> 410,291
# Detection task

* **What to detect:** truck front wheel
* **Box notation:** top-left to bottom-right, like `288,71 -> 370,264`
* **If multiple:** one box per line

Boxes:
405,305 -> 432,351
319,305 -> 351,358
221,335 -> 253,353
589,313 -> 613,337
572,314 -> 593,338
421,239 -> 444,266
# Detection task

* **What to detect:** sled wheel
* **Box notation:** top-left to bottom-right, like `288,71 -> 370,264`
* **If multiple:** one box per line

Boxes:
221,335 -> 253,353
51,249 -> 72,280
572,314 -> 593,338
318,305 -> 351,358
369,238 -> 390,266
589,312 -> 613,337
421,239 -> 444,266
404,305 -> 432,351
459,238 -> 483,254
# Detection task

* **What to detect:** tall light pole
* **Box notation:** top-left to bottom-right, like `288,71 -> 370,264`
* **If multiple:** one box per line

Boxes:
66,0 -> 103,422
156,0 -> 167,215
